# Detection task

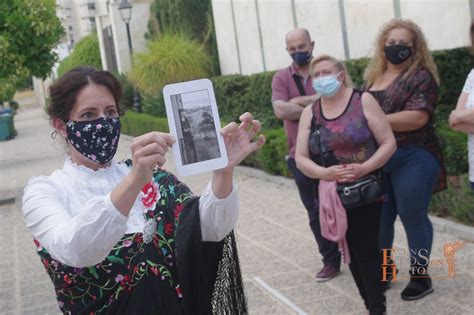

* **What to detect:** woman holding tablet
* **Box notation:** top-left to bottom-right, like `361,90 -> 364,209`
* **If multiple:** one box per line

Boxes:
22,66 -> 264,314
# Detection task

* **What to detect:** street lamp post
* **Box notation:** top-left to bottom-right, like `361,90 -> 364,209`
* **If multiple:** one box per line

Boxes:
118,0 -> 142,113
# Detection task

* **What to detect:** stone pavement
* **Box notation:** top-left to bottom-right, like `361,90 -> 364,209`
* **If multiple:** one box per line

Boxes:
0,107 -> 473,314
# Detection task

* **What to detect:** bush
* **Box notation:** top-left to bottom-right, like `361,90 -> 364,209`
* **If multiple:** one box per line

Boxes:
57,33 -> 102,77
344,57 -> 370,88
141,92 -> 167,117
8,100 -> 19,114
0,77 -> 18,103
437,127 -> 469,175
257,128 -> 291,177
128,33 -> 212,95
211,71 -> 281,130
147,0 -> 220,74
430,174 -> 474,225
433,47 -> 472,113
120,110 -> 169,137
116,73 -> 134,112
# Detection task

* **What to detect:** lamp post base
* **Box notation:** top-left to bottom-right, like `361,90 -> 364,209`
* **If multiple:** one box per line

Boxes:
133,89 -> 142,113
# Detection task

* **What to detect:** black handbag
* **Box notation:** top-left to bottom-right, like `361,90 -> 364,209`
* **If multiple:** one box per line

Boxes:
336,174 -> 383,209
313,121 -> 383,209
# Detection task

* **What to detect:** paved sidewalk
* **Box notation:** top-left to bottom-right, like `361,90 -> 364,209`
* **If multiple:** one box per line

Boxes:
0,108 -> 473,314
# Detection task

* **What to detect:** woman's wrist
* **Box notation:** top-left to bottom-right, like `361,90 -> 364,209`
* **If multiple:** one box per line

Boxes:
128,168 -> 152,191
211,167 -> 234,199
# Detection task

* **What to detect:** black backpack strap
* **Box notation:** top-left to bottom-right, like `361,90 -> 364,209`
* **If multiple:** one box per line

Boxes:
292,74 -> 306,96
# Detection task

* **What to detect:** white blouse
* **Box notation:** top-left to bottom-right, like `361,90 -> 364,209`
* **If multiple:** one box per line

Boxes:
22,158 -> 239,268
462,69 -> 474,182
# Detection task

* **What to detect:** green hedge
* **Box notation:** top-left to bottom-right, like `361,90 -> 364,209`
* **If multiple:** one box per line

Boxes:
433,48 -> 472,115
211,71 -> 280,129
120,109 -> 291,176
430,174 -> 474,225
256,127 -> 291,176
121,111 -> 169,136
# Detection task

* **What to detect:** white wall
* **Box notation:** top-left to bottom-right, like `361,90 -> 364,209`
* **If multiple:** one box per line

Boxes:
297,0 -> 346,60
212,1 -> 242,74
257,0 -> 295,71
96,0 -> 152,74
344,0 -> 395,58
212,0 -> 473,75
400,0 -> 471,51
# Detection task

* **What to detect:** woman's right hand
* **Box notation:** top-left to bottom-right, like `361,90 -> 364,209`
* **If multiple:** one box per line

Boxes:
129,132 -> 175,187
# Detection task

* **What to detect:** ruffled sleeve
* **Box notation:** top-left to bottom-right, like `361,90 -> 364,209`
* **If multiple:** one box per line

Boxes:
22,176 -> 128,267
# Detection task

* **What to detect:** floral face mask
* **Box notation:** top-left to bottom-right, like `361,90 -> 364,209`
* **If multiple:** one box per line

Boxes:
66,116 -> 121,164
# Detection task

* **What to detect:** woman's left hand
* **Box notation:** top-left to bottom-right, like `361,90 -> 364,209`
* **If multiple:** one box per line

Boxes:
340,163 -> 368,182
221,112 -> 265,170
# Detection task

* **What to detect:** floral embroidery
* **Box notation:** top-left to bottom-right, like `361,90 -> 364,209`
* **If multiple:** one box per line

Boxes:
35,168 -> 196,313
141,181 -> 160,210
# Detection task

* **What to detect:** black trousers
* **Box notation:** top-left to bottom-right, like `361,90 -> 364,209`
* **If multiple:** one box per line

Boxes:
346,202 -> 386,315
287,158 -> 341,267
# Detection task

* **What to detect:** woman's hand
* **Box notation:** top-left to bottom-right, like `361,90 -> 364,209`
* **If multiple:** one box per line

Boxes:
129,132 -> 175,187
111,132 -> 174,217
449,109 -> 463,128
220,112 -> 266,171
344,163 -> 368,181
322,165 -> 353,182
321,164 -> 366,183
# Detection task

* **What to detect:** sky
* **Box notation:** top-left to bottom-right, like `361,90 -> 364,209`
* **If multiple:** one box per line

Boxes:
180,89 -> 210,109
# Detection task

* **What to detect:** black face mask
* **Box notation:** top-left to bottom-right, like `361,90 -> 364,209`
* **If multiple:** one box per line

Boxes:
291,51 -> 312,67
384,44 -> 412,65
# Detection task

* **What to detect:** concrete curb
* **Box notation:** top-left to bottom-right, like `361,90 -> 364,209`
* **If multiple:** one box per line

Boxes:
430,215 -> 474,242
0,189 -> 16,206
236,165 -> 474,242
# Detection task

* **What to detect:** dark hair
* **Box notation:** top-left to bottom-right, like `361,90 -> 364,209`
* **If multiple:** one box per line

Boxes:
48,66 -> 123,121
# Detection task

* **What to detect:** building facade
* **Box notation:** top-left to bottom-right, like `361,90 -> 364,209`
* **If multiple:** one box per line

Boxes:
95,0 -> 152,74
56,0 -> 97,51
211,0 -> 474,75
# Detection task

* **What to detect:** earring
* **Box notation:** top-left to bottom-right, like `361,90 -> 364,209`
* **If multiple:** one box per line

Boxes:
51,130 -> 57,139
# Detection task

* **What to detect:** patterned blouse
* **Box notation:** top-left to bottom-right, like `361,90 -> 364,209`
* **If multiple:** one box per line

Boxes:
31,162 -> 246,314
309,90 -> 378,167
362,67 -> 447,191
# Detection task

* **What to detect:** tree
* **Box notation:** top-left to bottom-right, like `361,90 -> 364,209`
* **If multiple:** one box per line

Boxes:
0,0 -> 63,79
0,0 -> 63,101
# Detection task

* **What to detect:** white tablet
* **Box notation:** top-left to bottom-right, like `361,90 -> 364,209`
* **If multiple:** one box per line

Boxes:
163,79 -> 228,177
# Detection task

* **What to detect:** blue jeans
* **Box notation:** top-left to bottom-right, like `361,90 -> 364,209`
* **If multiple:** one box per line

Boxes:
379,146 -> 441,271
287,158 -> 341,267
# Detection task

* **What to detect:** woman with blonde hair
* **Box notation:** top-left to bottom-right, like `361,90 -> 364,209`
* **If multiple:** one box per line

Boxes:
362,19 -> 446,301
449,22 -> 474,190
296,54 -> 396,314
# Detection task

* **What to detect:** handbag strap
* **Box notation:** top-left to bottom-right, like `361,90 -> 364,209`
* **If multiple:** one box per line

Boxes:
292,74 -> 306,96
310,113 -> 327,167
